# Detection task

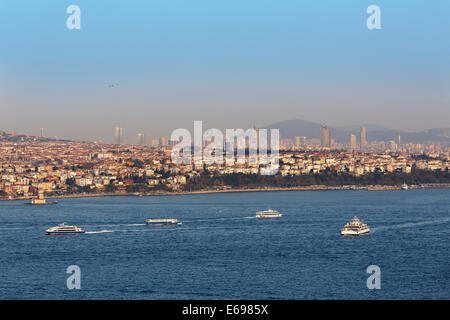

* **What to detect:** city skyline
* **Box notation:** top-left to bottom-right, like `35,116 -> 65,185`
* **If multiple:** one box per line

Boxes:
2,118 -> 449,146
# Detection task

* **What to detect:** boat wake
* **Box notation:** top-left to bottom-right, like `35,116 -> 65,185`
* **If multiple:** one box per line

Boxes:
0,227 -> 35,230
182,216 -> 256,223
372,217 -> 450,233
85,230 -> 116,234
78,216 -> 260,234
85,223 -> 146,227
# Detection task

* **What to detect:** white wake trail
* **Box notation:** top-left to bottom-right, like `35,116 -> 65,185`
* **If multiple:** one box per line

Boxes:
85,230 -> 116,234
85,223 -> 146,227
182,216 -> 256,223
372,217 -> 450,233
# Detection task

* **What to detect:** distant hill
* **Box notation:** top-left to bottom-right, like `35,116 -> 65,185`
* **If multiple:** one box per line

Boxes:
427,128 -> 450,139
336,124 -> 391,132
263,120 -> 450,143
0,131 -> 71,143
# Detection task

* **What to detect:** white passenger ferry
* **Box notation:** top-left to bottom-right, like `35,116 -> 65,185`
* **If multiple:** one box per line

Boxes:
341,216 -> 370,236
256,209 -> 282,218
146,218 -> 182,226
46,222 -> 85,235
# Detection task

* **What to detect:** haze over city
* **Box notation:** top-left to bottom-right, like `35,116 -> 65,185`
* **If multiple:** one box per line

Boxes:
1,0 -> 449,143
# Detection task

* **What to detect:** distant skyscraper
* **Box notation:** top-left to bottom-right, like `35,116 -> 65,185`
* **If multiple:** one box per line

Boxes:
40,128 -> 44,138
396,131 -> 401,146
114,127 -> 123,144
300,136 -> 307,147
295,136 -> 301,148
254,127 -> 260,151
321,125 -> 331,148
137,133 -> 145,145
151,139 -> 159,147
360,126 -> 367,150
350,134 -> 357,149
159,136 -> 169,147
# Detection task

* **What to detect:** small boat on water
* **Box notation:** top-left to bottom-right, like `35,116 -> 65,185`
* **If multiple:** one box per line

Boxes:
402,183 -> 409,190
256,209 -> 282,218
341,216 -> 370,236
146,218 -> 182,226
46,222 -> 85,235
27,193 -> 58,205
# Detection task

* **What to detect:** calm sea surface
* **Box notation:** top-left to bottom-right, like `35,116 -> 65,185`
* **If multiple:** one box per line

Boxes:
0,189 -> 449,299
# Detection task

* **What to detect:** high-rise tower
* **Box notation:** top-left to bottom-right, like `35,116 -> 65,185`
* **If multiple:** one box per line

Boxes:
396,130 -> 401,146
360,126 -> 367,150
321,125 -> 331,148
137,133 -> 145,145
114,127 -> 123,144
350,133 -> 357,149
295,136 -> 301,148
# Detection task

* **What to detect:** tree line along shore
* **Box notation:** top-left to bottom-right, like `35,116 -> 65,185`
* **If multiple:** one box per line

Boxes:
2,169 -> 449,201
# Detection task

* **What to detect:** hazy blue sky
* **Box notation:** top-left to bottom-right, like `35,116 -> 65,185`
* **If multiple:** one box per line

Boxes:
0,0 -> 449,143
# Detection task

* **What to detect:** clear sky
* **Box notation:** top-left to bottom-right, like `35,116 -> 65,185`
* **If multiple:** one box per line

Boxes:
0,0 -> 449,143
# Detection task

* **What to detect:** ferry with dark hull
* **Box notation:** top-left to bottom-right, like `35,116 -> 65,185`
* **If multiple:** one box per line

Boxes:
46,223 -> 85,235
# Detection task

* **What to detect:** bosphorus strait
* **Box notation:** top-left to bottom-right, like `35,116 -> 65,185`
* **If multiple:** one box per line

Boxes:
0,189 -> 448,299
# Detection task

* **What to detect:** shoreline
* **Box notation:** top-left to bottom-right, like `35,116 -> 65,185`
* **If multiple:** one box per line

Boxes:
1,183 -> 449,201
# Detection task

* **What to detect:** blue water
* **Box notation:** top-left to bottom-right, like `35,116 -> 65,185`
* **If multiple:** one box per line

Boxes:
0,189 -> 449,299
